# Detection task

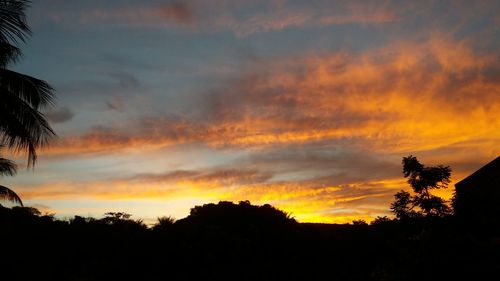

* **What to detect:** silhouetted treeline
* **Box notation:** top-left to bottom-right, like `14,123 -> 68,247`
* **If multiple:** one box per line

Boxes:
1,201 -> 499,281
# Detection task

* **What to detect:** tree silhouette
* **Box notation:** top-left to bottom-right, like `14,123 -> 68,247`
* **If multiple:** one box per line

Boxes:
391,155 -> 451,218
0,0 -> 55,167
0,184 -> 22,205
0,1 -> 55,205
187,200 -> 295,225
0,145 -> 22,205
100,212 -> 134,225
391,190 -> 417,219
98,212 -> 147,230
152,216 -> 176,231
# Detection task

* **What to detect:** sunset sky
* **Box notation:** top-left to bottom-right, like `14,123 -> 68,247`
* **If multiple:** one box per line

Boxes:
3,0 -> 499,223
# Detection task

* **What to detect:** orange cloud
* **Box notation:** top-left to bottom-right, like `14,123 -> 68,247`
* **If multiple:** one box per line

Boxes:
41,35 -> 500,159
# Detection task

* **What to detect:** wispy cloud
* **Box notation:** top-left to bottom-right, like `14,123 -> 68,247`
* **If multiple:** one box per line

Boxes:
64,2 -> 197,27
159,2 -> 195,25
36,0 -> 398,36
214,1 -> 399,37
42,35 -> 500,157
45,107 -> 75,124
16,165 -> 404,223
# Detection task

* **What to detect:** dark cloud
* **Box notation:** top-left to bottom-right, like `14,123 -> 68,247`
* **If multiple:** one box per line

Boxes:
108,71 -> 141,89
242,148 -> 402,185
106,96 -> 125,111
98,53 -> 165,72
45,107 -> 75,123
128,168 -> 273,187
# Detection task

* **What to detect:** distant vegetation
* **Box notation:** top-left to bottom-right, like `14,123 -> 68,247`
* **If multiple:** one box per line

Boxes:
1,199 -> 499,281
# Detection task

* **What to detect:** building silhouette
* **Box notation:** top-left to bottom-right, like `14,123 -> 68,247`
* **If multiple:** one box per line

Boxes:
454,156 -> 500,221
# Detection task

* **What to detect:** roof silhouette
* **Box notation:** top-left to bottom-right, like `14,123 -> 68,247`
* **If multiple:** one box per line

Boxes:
456,156 -> 500,190
454,156 -> 500,220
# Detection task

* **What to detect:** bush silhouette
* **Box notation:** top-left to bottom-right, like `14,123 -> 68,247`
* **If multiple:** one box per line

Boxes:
182,200 -> 296,230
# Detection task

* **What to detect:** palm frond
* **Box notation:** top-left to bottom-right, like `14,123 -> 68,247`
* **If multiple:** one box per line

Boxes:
0,68 -> 55,109
0,41 -> 21,66
0,184 -> 23,206
0,1 -> 55,168
0,86 -> 55,166
0,0 -> 31,44
0,156 -> 17,176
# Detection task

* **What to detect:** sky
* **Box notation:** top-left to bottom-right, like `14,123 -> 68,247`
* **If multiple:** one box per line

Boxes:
2,0 -> 499,223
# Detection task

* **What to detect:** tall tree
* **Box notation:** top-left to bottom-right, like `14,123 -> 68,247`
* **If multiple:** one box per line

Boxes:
0,0 -> 55,205
391,155 -> 452,218
0,0 -> 55,166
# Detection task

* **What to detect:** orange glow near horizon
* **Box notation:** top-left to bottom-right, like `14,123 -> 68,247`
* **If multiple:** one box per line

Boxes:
14,172 -> 473,223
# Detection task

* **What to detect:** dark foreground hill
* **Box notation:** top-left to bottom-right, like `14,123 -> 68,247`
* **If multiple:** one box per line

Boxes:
1,201 -> 499,281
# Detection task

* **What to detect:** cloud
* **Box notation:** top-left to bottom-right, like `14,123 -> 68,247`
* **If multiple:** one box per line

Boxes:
17,140 -> 492,223
79,2 -> 196,26
202,35 -> 500,151
107,71 -> 141,89
12,139 -> 420,224
159,2 -> 195,25
45,107 -> 75,124
244,148 -> 402,184
214,1 -> 399,37
33,0 -> 500,41
41,34 -> 500,159
36,0 -> 398,36
106,97 -> 125,111
128,168 -> 274,187
15,166 -> 274,201
35,1 -> 197,28
213,11 -> 312,37
319,4 -> 397,25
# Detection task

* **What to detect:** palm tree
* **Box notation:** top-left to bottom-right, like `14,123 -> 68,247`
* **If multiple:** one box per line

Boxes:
0,0 -> 55,165
0,145 -> 22,205
0,0 -> 55,205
